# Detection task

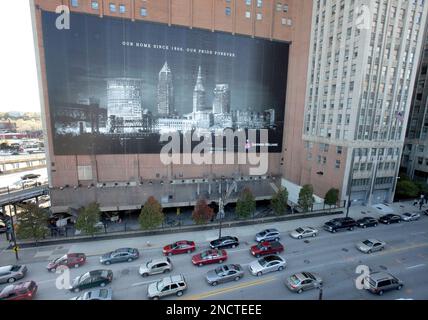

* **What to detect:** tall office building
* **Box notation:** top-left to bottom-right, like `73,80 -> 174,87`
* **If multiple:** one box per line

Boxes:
157,62 -> 174,116
402,22 -> 428,181
213,84 -> 231,114
299,0 -> 428,205
193,66 -> 207,113
107,78 -> 143,132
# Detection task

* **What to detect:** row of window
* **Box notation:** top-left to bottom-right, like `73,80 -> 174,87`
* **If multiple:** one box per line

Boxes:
351,177 -> 395,187
353,161 -> 397,172
71,0 -> 148,16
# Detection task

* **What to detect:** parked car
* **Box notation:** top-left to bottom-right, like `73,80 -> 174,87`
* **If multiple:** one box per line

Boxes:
147,274 -> 187,300
139,257 -> 173,277
401,212 -> 420,222
0,281 -> 38,300
70,270 -> 113,293
365,272 -> 403,296
192,249 -> 228,267
163,240 -> 196,256
285,272 -> 323,294
290,227 -> 318,239
356,217 -> 378,228
205,264 -> 244,286
248,255 -> 286,276
378,214 -> 402,224
209,236 -> 239,249
250,241 -> 284,258
323,217 -> 357,233
255,228 -> 280,242
100,248 -> 139,265
47,253 -> 86,272
71,288 -> 113,300
0,265 -> 27,284
356,239 -> 386,254
21,174 -> 41,181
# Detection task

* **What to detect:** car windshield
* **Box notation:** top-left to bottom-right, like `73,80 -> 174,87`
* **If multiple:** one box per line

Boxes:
259,231 -> 267,236
99,289 -> 108,299
290,275 -> 300,285
258,258 -> 268,267
404,213 -> 411,217
215,267 -> 223,275
296,228 -> 304,233
362,240 -> 373,246
146,260 -> 153,267
80,273 -> 90,283
54,255 -> 66,263
156,280 -> 164,291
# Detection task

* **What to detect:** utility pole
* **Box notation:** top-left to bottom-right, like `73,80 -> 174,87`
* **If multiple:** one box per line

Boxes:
346,149 -> 356,218
9,204 -> 19,260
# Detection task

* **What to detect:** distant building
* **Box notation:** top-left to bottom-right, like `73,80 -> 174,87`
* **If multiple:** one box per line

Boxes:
213,84 -> 231,114
157,62 -> 174,116
193,66 -> 207,113
0,121 -> 17,132
107,78 -> 143,133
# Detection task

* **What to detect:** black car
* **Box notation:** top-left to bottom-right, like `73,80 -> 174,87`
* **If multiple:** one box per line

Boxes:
209,236 -> 239,249
379,214 -> 402,224
21,174 -> 41,181
323,217 -> 357,233
70,270 -> 113,293
356,217 -> 378,228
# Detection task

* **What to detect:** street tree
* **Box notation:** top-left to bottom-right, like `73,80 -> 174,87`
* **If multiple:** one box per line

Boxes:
298,184 -> 315,212
139,196 -> 164,230
271,187 -> 289,216
236,188 -> 256,219
324,188 -> 339,211
192,198 -> 214,225
75,202 -> 102,237
15,203 -> 49,243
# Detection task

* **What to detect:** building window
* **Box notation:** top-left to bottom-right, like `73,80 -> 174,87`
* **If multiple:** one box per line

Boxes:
71,0 -> 79,7
283,4 -> 289,12
91,1 -> 99,10
335,160 -> 341,169
245,11 -> 251,18
246,0 -> 252,6
225,7 -> 231,16
140,8 -> 147,17
119,5 -> 126,13
276,2 -> 282,11
336,146 -> 342,154
257,0 -> 263,8
281,18 -> 287,25
109,3 -> 116,12
256,13 -> 262,20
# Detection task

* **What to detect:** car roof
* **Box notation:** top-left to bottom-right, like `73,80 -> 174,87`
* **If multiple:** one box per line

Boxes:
0,266 -> 13,273
163,274 -> 185,285
369,272 -> 397,282
263,255 -> 283,262
149,257 -> 170,264
114,248 -> 135,252
295,272 -> 315,281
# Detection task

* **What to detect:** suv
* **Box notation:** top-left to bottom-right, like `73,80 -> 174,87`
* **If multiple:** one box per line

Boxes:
139,257 -> 173,277
147,274 -> 187,300
255,229 -> 280,242
323,217 -> 357,233
365,272 -> 403,296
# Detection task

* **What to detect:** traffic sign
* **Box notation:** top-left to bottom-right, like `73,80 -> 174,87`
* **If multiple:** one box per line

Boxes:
12,246 -> 19,253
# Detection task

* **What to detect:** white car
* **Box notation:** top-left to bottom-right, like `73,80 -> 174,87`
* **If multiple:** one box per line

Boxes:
356,239 -> 386,254
248,255 -> 286,276
290,227 -> 319,239
401,212 -> 420,222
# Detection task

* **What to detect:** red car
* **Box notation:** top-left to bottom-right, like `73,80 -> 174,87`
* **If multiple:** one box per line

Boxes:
46,253 -> 86,272
192,249 -> 227,266
0,281 -> 38,300
163,240 -> 196,256
250,241 -> 284,258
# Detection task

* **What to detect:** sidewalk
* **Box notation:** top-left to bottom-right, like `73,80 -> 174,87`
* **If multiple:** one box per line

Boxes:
0,200 -> 420,265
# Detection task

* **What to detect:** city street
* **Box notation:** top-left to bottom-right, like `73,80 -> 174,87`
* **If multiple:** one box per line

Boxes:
0,202 -> 427,300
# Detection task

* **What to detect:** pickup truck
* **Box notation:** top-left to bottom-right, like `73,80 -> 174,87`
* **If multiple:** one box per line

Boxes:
250,241 -> 284,258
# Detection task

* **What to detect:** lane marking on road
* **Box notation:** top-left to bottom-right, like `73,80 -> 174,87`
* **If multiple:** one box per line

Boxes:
406,264 -> 425,270
179,276 -> 277,300
132,280 -> 158,287
37,279 -> 57,285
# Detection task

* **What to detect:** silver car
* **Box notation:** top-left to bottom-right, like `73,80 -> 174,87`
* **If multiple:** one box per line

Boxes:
147,274 -> 187,300
248,255 -> 286,276
206,264 -> 244,286
255,229 -> 280,242
290,227 -> 319,239
71,288 -> 113,300
356,239 -> 386,254
139,257 -> 173,277
285,272 -> 323,294
401,212 -> 420,222
0,265 -> 27,284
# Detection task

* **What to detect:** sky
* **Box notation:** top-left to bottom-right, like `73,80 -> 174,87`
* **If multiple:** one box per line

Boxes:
0,0 -> 41,113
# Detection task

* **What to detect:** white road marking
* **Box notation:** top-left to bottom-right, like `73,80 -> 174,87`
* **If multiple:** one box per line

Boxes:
132,280 -> 157,287
406,264 -> 425,270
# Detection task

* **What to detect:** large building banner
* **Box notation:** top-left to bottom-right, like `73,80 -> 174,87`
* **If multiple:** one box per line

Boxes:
42,11 -> 289,154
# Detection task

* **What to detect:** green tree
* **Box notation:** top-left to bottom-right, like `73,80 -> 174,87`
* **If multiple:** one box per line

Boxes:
236,188 -> 256,219
192,198 -> 214,225
324,188 -> 339,211
15,204 -> 49,243
75,202 -> 101,237
139,196 -> 164,230
298,184 -> 315,212
395,179 -> 419,199
271,187 -> 289,216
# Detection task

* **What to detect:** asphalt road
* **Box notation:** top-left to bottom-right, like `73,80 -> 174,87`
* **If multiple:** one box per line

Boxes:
1,214 -> 427,300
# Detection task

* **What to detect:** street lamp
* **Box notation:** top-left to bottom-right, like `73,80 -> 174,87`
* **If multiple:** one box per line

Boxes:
315,282 -> 323,300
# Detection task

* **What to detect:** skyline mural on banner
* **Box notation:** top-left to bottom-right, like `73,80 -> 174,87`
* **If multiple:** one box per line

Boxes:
42,11 -> 289,154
